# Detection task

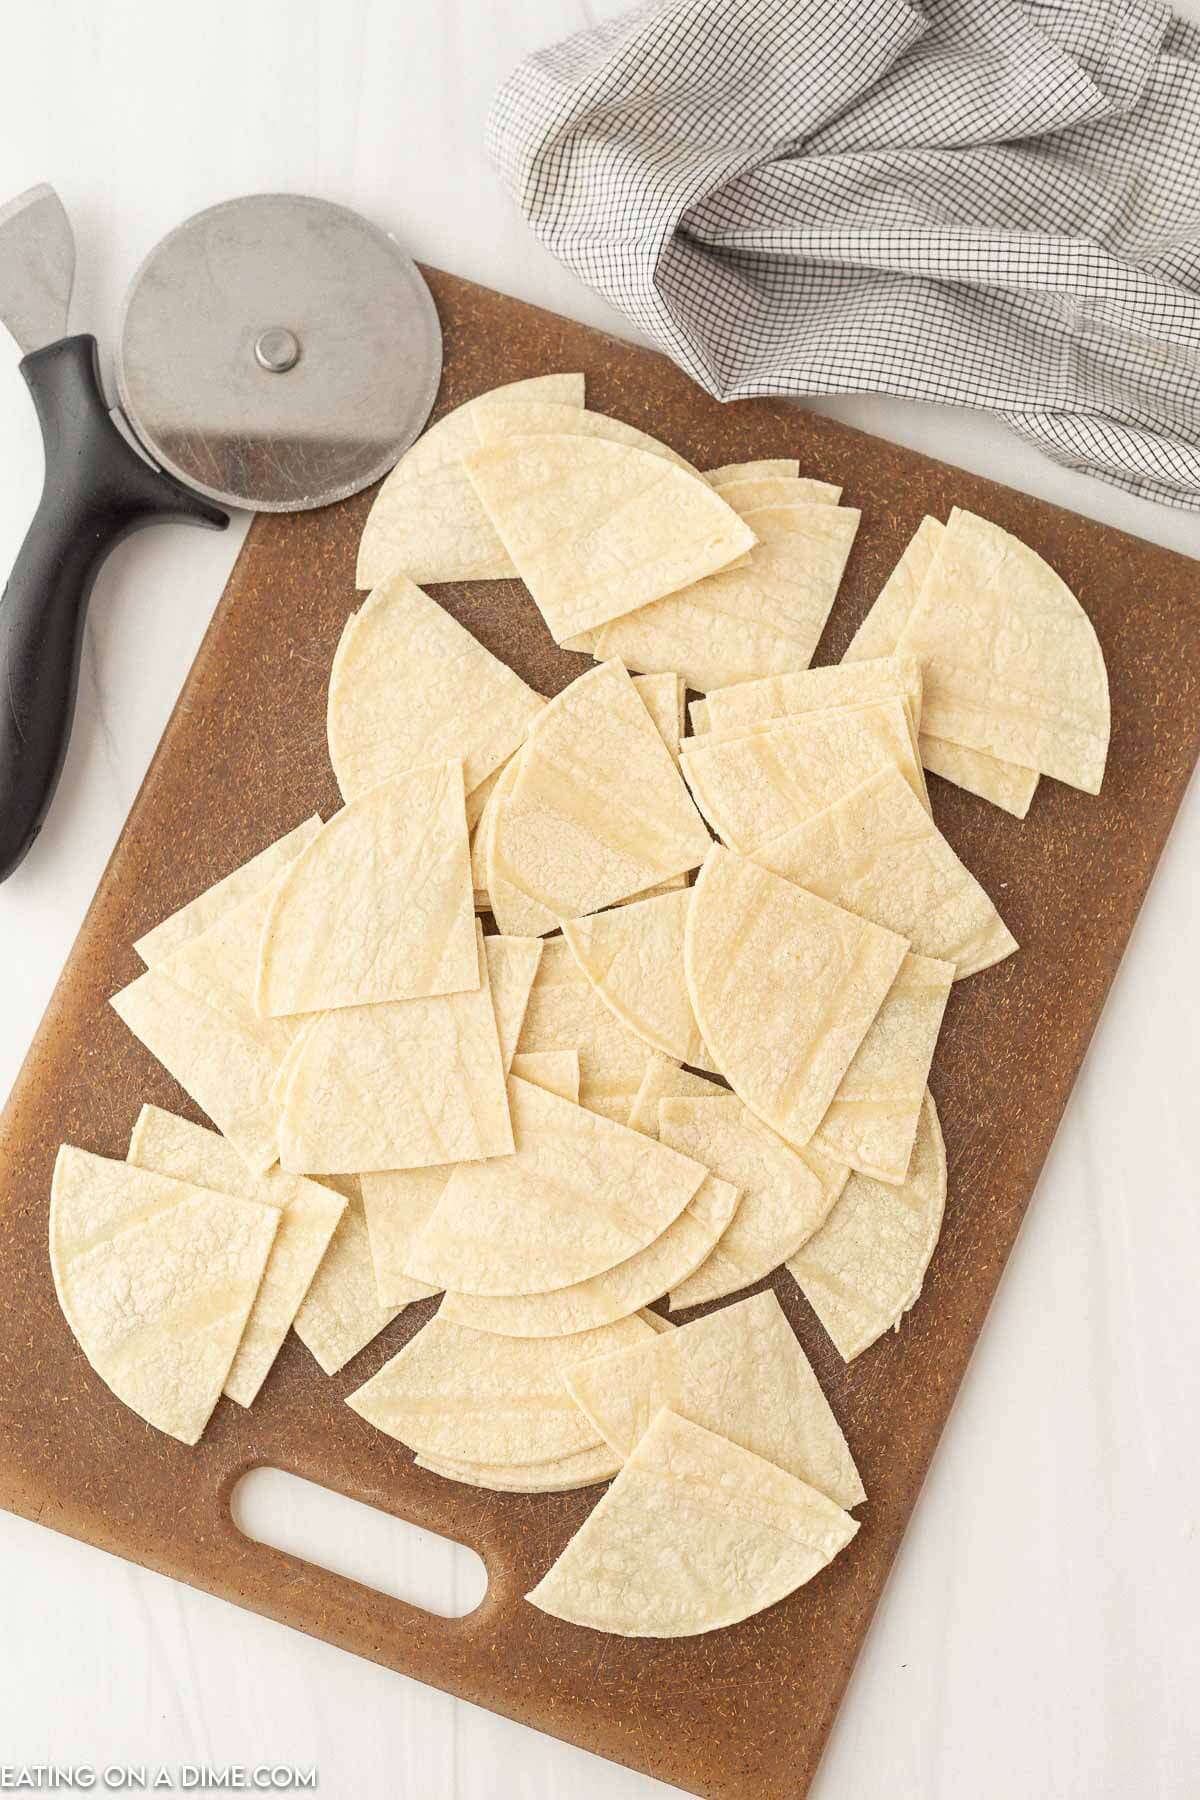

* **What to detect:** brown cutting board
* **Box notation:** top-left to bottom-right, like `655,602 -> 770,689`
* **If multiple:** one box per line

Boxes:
1,267 -> 1198,1800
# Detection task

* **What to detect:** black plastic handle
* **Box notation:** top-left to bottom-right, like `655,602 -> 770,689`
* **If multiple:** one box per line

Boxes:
0,334 -> 227,880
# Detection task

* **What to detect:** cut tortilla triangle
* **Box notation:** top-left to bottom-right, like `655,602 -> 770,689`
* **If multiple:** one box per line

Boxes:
808,952 -> 953,1185
754,765 -> 1018,979
515,936 -> 659,1123
258,760 -> 477,1015
563,889 -> 713,1070
565,1289 -> 865,1509
661,1095 -> 846,1310
278,921 -> 512,1174
593,499 -> 860,692
50,1147 -> 278,1445
127,1106 -> 346,1407
403,1075 -> 710,1296
473,400 -> 696,471
360,1038 -> 572,1310
292,1176 -> 418,1373
134,816 -> 321,968
487,661 -> 711,936
437,1169 -> 739,1337
681,696 -> 927,854
462,435 -> 756,644
526,1409 -> 858,1637
684,846 -> 910,1150
700,653 -> 922,739
626,1055 -> 726,1136
895,508 -> 1109,792
788,1088 -> 947,1360
704,475 -> 842,510
326,575 -> 543,803
122,867 -> 324,1172
844,515 -> 1039,816
705,459 -> 799,485
356,372 -> 584,587
346,1310 -> 655,1467
481,933 -> 543,1070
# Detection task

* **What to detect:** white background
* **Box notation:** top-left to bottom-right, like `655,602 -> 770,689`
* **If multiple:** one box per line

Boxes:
2,4 -> 1199,1796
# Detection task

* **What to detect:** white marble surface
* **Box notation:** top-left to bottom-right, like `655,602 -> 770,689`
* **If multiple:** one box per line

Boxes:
2,4 -> 1198,1796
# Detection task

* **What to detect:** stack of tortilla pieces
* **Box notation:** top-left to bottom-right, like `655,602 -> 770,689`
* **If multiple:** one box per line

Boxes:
51,373 -> 1108,1639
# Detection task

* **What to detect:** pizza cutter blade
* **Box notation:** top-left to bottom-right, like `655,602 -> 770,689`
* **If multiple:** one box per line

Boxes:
0,189 -> 441,879
115,193 -> 442,513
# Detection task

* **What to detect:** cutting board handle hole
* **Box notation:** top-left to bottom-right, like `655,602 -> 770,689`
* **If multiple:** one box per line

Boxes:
231,1467 -> 488,1619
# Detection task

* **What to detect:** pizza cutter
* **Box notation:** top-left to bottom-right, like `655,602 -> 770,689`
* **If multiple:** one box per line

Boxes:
0,187 -> 442,880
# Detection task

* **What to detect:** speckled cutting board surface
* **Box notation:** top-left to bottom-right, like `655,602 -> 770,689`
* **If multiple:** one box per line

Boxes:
2,267 -> 1198,1800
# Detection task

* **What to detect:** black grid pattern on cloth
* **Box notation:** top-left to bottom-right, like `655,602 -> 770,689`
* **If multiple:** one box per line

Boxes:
488,0 -> 1200,510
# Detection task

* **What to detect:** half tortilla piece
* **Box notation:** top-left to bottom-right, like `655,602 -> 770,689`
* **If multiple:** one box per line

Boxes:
754,764 -> 1018,979
356,372 -> 585,586
680,696 -> 927,854
326,575 -> 543,804
685,846 -> 909,1151
789,1088 -> 947,1360
50,1147 -> 278,1444
278,922 -> 512,1174
487,660 -> 710,937
133,816 -> 321,967
127,1106 -> 346,1406
896,508 -> 1109,792
515,937 -> 659,1122
526,1409 -> 859,1637
403,1075 -> 711,1297
463,435 -> 756,644
416,1445 -> 621,1494
563,890 -> 713,1070
593,499 -> 860,693
437,1170 -> 739,1337
258,759 -> 477,1015
660,1096 -> 846,1310
807,952 -> 953,1185
346,1310 -> 655,1466
565,1289 -> 864,1509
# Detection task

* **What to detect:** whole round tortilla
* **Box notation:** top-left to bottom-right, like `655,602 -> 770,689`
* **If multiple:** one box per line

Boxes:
345,1310 -> 654,1466
526,1409 -> 858,1637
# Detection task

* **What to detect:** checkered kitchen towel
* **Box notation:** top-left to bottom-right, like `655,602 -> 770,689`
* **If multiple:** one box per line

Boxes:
489,0 -> 1200,510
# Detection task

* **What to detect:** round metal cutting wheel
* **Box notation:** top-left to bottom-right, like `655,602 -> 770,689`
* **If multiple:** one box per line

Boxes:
115,193 -> 442,512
